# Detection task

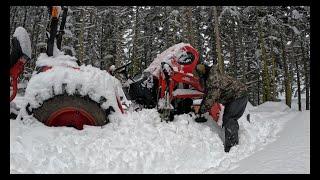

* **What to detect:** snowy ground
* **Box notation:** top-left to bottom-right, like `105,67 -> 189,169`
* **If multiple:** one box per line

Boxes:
10,95 -> 310,174
219,110 -> 310,174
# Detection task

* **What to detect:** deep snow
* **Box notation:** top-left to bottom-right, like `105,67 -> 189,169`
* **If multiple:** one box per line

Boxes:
10,96 -> 310,174
219,110 -> 310,174
10,51 -> 309,174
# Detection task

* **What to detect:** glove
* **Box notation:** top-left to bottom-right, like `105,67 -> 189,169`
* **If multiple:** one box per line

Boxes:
209,103 -> 220,121
209,103 -> 224,127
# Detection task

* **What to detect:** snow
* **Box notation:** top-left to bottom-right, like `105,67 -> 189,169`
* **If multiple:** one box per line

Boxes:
171,10 -> 179,17
292,10 -> 302,19
260,15 -> 279,25
162,63 -> 173,75
10,102 -> 19,115
13,27 -> 32,59
17,54 -> 127,122
36,53 -> 79,68
219,6 -> 240,22
109,65 -> 116,71
173,89 -> 204,96
251,101 -> 291,112
140,74 -> 154,89
268,36 -> 278,41
290,26 -> 301,35
10,99 -> 310,173
144,43 -> 191,77
193,99 -> 202,105
10,52 -> 310,173
219,111 -> 310,174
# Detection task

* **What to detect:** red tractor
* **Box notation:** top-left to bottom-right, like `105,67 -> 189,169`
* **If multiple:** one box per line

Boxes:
10,6 -> 222,130
10,7 -> 126,130
126,43 -> 214,122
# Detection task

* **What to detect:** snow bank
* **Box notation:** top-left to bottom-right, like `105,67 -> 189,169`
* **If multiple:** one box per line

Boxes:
144,43 -> 190,77
36,52 -> 79,68
245,101 -> 255,111
11,101 -> 291,173
221,111 -> 310,174
13,27 -> 31,59
252,101 -> 291,112
11,61 -> 301,173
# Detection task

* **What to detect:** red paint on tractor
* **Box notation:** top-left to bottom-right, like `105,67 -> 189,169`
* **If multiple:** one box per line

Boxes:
46,107 -> 96,130
10,57 -> 27,102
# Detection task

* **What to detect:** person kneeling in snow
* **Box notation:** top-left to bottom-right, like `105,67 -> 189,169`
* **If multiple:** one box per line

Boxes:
195,64 -> 248,153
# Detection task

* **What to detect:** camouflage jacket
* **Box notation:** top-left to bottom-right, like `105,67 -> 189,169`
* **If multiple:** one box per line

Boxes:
201,65 -> 248,112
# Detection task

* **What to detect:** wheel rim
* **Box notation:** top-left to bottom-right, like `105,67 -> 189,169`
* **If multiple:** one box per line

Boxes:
46,107 -> 96,130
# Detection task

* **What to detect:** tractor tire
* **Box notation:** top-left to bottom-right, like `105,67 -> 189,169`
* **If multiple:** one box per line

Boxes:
33,93 -> 110,129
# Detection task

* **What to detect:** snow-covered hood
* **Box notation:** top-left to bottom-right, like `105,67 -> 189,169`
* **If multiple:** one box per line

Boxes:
144,42 -> 191,78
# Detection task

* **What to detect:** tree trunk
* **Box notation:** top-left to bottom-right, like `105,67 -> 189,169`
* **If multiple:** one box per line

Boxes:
258,21 -> 271,102
186,6 -> 194,45
195,7 -> 203,58
100,18 -> 104,61
22,7 -> 28,27
213,6 -> 224,74
10,7 -> 18,36
295,59 -> 302,111
257,77 -> 261,105
270,39 -> 277,101
231,18 -> 237,78
30,8 -> 41,55
280,30 -> 291,108
237,19 -> 246,83
114,15 -> 122,70
301,37 -> 310,110
79,8 -> 85,64
131,6 -> 140,76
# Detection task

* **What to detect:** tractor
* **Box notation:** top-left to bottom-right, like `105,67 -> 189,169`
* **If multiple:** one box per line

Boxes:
10,6 -> 221,130
125,43 -> 207,121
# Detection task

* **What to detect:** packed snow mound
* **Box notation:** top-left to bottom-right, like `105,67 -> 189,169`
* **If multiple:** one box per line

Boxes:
252,101 -> 291,112
11,104 -> 287,173
246,102 -> 255,111
13,27 -> 32,59
144,42 -> 191,77
36,52 -> 79,68
18,55 -> 127,121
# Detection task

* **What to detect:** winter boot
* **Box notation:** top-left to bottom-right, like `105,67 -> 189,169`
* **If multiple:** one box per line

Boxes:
224,120 -> 239,152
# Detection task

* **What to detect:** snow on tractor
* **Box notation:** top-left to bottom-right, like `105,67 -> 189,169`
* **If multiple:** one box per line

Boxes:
125,43 -> 207,122
10,6 -> 221,130
10,7 -> 128,130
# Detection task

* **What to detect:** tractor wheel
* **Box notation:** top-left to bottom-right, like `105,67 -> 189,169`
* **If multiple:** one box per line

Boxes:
33,93 -> 111,130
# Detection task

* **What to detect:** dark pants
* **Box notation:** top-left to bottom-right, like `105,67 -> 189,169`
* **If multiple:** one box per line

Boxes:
223,95 -> 248,152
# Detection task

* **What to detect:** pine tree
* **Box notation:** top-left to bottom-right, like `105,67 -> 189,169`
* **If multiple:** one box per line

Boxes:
213,6 -> 224,74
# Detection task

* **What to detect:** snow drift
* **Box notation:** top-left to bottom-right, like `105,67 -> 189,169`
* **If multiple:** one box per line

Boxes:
10,101 -> 296,173
252,101 -> 291,112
